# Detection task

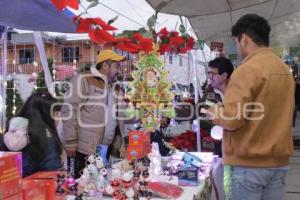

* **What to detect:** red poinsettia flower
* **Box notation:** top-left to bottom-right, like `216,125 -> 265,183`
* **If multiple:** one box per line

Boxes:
116,43 -> 139,53
200,128 -> 209,138
179,47 -> 188,54
170,36 -> 184,46
51,0 -> 79,11
140,38 -> 153,52
75,17 -> 92,33
88,31 -> 105,44
51,0 -> 66,11
186,37 -> 195,49
88,29 -> 116,44
74,17 -> 117,33
90,18 -> 117,31
132,32 -> 144,41
169,130 -> 197,151
66,0 -> 79,10
170,31 -> 179,37
159,43 -> 171,55
116,37 -> 132,43
158,27 -> 170,37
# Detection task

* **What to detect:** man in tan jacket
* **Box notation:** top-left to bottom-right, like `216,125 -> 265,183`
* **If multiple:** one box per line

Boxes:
206,14 -> 295,200
61,49 -> 126,178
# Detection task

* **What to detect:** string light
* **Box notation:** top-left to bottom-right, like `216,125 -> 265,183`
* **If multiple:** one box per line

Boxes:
0,95 -> 3,113
33,61 -> 38,67
31,72 -> 38,91
12,81 -> 16,115
73,59 -> 77,71
52,69 -> 56,80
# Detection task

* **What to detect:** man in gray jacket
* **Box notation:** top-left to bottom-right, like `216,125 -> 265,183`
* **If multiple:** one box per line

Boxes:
61,49 -> 125,178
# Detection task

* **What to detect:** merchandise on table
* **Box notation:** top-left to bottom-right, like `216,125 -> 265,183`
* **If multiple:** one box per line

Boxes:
178,166 -> 199,186
0,152 -> 22,200
1,192 -> 23,200
22,179 -> 47,200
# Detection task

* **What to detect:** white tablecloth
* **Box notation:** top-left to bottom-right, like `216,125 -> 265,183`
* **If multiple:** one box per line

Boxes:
66,181 -> 205,200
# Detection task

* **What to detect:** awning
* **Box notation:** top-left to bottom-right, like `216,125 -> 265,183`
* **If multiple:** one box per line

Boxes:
0,0 -> 77,33
146,0 -> 300,41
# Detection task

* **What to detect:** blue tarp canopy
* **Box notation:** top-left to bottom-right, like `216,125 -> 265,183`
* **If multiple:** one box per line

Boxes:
0,0 -> 77,33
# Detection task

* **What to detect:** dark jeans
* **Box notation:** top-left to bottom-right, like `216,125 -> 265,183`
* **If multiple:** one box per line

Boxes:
22,137 -> 62,177
293,105 -> 300,127
67,151 -> 88,179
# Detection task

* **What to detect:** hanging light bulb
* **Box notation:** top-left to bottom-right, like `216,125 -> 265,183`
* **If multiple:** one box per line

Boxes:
33,61 -> 38,67
12,60 -> 16,65
0,96 -> 3,112
210,125 -> 223,140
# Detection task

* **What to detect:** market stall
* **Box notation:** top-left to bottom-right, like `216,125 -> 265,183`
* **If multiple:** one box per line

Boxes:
0,1 -> 224,200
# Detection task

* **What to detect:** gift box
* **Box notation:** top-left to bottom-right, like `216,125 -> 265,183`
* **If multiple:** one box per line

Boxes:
2,192 -> 23,200
127,131 -> 151,161
128,130 -> 149,146
177,166 -> 199,186
24,171 -> 67,200
23,179 -> 47,200
126,146 -> 144,161
0,152 -> 22,200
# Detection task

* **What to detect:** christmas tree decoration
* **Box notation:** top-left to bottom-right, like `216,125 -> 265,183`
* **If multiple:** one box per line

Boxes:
5,79 -> 23,120
127,51 -> 175,131
36,59 -> 54,93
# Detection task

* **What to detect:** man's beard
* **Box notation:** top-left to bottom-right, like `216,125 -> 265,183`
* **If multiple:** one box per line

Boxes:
110,73 -> 119,83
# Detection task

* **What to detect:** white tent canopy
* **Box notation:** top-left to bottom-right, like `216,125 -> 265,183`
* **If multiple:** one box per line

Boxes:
146,0 -> 300,42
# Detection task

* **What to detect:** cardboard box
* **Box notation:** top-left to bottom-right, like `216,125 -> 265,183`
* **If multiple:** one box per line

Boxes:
2,192 -> 22,200
178,166 -> 199,186
0,152 -> 22,200
23,179 -> 47,200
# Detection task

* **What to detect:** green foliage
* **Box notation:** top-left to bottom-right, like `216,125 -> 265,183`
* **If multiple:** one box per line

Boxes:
6,79 -> 23,120
108,15 -> 118,25
35,58 -> 66,101
36,59 -> 54,93
138,53 -> 163,69
147,14 -> 157,29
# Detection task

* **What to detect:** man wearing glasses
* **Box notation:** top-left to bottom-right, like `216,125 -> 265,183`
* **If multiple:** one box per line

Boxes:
206,57 -> 235,104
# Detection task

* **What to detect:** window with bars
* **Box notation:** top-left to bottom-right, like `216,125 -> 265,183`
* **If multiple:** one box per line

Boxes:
19,48 -> 34,64
62,47 -> 79,63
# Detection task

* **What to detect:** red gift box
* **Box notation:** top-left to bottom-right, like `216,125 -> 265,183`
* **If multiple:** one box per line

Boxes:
23,179 -> 47,200
129,130 -> 145,146
127,131 -> 151,161
126,146 -> 144,161
2,192 -> 23,200
24,171 -> 67,200
0,152 -> 22,200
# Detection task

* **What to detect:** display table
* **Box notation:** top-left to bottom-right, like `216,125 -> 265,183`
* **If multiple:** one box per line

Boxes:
64,152 -> 220,200
66,181 -> 207,200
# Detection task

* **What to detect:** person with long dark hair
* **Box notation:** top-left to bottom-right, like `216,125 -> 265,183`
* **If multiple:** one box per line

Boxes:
5,92 -> 63,177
